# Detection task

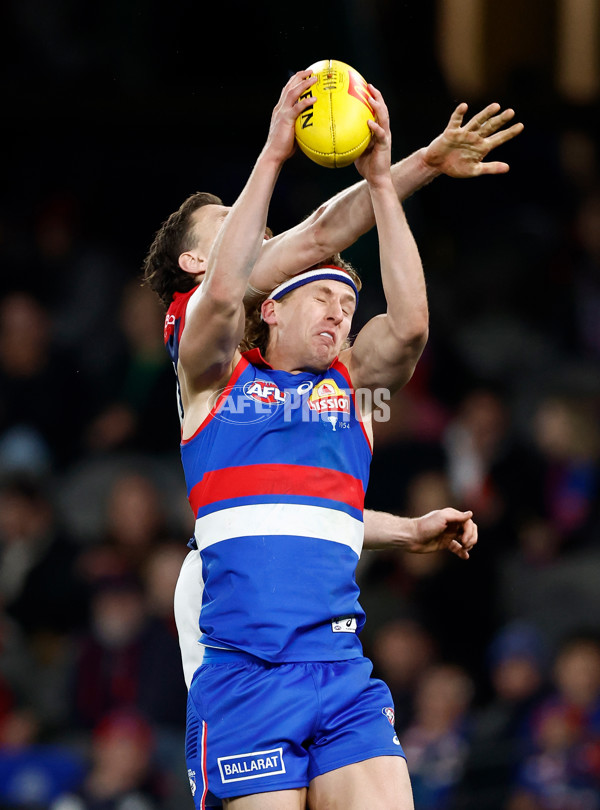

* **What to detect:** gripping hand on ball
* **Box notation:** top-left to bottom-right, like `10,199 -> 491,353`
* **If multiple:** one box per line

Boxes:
423,102 -> 524,177
264,70 -> 317,164
353,85 -> 392,185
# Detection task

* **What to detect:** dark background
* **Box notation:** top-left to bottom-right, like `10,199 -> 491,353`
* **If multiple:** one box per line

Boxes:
1,2 -> 600,808
1,0 -> 537,267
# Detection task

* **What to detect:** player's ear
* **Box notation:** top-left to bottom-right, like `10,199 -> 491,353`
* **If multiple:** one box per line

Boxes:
261,299 -> 277,324
179,251 -> 206,278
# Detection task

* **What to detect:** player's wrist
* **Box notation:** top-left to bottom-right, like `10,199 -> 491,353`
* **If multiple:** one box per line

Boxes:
404,517 -> 422,550
417,146 -> 444,178
366,172 -> 396,195
387,515 -> 420,550
257,143 -> 291,171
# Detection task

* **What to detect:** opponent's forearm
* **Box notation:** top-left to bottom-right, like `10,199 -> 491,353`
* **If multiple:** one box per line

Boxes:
249,148 -> 440,293
392,147 -> 442,196
314,148 -> 441,253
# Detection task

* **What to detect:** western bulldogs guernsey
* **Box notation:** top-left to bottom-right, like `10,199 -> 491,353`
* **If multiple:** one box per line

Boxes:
165,288 -> 372,663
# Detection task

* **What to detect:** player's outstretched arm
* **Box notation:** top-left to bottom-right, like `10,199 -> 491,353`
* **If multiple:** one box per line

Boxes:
251,102 -> 523,291
363,508 -> 478,559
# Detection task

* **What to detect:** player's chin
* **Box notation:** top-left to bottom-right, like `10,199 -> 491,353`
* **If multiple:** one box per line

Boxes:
310,347 -> 336,372
318,342 -> 339,364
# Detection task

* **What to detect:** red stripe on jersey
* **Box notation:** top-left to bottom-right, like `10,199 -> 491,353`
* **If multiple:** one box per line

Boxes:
332,358 -> 373,452
189,463 -> 365,514
200,720 -> 208,809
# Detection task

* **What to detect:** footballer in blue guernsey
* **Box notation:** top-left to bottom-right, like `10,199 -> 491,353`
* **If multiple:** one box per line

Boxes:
143,68 -> 522,809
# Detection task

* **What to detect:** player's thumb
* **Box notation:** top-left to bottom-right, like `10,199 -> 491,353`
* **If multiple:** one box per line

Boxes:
443,508 -> 473,521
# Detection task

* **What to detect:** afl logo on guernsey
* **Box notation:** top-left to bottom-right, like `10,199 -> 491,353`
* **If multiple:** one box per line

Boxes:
308,379 -> 350,414
243,380 -> 287,404
208,380 -> 286,425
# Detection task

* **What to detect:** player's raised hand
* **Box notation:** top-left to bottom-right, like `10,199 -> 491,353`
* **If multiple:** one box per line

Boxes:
264,70 -> 317,164
423,102 -> 524,177
354,84 -> 392,184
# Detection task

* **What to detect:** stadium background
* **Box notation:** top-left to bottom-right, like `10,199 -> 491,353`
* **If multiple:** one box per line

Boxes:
1,1 -> 599,808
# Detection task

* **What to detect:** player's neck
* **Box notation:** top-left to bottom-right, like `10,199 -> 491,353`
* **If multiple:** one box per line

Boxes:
264,346 -> 327,375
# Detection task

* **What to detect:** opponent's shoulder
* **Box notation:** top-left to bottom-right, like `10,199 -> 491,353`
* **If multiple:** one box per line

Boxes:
164,286 -> 199,346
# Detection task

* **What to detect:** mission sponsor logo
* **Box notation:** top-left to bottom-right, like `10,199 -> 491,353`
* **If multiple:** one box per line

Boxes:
308,379 -> 350,414
218,748 -> 286,783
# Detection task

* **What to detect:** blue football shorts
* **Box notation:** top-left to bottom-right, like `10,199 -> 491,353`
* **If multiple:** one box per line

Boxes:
184,650 -> 405,806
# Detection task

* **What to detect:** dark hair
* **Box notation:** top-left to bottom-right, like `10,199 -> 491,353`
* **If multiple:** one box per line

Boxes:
240,255 -> 361,355
142,191 -> 223,308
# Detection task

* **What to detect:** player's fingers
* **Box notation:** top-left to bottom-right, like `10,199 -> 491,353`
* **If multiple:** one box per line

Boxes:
289,75 -> 317,101
447,102 -> 468,130
461,520 -> 478,549
448,538 -> 470,560
476,161 -> 510,175
464,102 -> 502,131
479,108 -> 516,136
366,119 -> 387,144
283,71 -> 316,102
440,508 -> 473,522
485,121 -> 525,149
367,84 -> 386,107
294,92 -> 316,114
283,69 -> 314,94
367,89 -> 390,135
290,98 -> 316,127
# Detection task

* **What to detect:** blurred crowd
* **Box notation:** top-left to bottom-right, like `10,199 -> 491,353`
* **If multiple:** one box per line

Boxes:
1,75 -> 600,810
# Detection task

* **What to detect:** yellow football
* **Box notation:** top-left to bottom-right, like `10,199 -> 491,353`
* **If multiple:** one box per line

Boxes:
295,59 -> 375,168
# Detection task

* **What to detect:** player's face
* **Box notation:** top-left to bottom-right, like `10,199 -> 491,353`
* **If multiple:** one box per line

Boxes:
192,205 -> 272,259
191,204 -> 231,256
272,280 -> 356,371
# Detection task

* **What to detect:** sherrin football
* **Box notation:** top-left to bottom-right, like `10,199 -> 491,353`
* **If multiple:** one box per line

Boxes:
295,59 -> 375,168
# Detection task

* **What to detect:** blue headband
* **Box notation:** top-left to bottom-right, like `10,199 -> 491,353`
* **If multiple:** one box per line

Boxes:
268,266 -> 359,303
